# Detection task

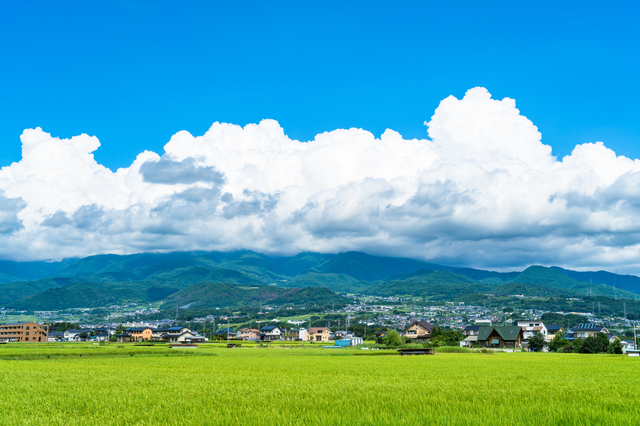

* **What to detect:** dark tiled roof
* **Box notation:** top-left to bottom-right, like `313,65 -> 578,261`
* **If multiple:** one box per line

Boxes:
261,326 -> 279,332
545,324 -> 563,331
409,321 -> 434,332
478,326 -> 522,342
464,326 -> 480,331
573,323 -> 605,331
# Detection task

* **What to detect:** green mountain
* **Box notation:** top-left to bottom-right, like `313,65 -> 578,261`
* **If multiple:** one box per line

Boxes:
4,250 -> 640,311
285,272 -> 369,292
311,251 -> 437,281
0,259 -> 73,284
10,281 -> 179,311
551,266 -> 640,295
161,282 -> 346,310
510,265 -> 638,298
367,270 -> 492,300
491,282 -> 572,298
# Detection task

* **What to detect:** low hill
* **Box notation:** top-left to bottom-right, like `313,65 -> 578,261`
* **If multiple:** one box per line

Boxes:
161,282 -> 346,310
313,251 -> 438,281
551,267 -> 640,295
269,287 -> 349,307
511,265 -> 638,298
367,270 -> 492,300
491,282 -> 572,298
0,259 -> 72,284
285,272 -> 370,292
165,267 -> 265,287
10,281 -> 179,311
0,276 -> 85,306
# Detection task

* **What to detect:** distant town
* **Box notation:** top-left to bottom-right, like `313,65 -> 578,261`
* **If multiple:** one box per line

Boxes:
2,294 -> 638,355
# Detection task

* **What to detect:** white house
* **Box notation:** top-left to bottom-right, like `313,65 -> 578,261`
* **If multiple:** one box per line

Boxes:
260,325 -> 283,341
516,320 -> 548,341
287,328 -> 308,341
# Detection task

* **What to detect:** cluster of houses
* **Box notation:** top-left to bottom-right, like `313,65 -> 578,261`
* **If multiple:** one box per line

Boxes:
1,319 -> 636,355
117,326 -> 205,343
453,320 -> 637,352
214,325 -> 364,345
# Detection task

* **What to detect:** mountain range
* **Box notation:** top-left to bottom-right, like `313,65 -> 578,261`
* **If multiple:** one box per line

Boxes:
1,250 -> 639,311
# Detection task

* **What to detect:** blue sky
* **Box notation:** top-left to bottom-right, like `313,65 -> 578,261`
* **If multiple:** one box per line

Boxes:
1,1 -> 639,170
3,1 -> 640,271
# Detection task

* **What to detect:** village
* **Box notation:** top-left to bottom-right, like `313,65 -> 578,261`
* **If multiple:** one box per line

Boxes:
2,307 -> 638,355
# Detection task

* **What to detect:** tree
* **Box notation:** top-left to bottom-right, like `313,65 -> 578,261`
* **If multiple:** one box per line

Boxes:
580,333 -> 609,354
430,326 -> 464,347
528,331 -> 546,352
383,329 -> 403,347
608,339 -> 623,354
548,332 -> 569,352
572,338 -> 584,353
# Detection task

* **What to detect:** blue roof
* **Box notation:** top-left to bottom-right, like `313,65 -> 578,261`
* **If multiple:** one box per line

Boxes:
261,325 -> 278,331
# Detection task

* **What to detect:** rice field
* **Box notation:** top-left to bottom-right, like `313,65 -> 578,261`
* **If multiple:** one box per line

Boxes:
1,343 -> 638,425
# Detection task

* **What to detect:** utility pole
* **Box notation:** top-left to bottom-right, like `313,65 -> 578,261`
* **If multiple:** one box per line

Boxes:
623,302 -> 627,319
634,321 -> 637,351
227,317 -> 230,346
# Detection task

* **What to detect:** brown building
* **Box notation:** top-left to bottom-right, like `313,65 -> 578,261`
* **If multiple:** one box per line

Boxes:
477,326 -> 524,348
0,322 -> 48,342
405,321 -> 434,342
308,327 -> 331,342
125,327 -> 153,342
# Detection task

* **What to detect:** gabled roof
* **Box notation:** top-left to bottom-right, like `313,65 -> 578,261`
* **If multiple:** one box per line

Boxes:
477,326 -> 522,342
406,321 -> 434,332
545,324 -> 563,332
464,326 -> 480,331
573,323 -> 605,331
309,327 -> 328,333
494,326 -> 523,341
261,325 -> 280,332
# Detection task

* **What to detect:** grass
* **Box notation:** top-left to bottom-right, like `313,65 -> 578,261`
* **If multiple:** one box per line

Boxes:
0,343 -> 639,425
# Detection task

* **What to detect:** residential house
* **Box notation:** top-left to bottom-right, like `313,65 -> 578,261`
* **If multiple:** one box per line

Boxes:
153,327 -> 191,341
64,329 -> 89,341
47,331 -> 65,342
621,340 -> 636,353
477,326 -> 524,348
286,328 -> 308,341
237,328 -> 261,341
308,327 -> 331,342
171,330 -> 203,343
116,332 -> 132,342
545,324 -> 564,341
571,323 -> 610,339
462,325 -> 480,336
405,321 -> 434,342
90,332 -> 110,342
260,325 -> 283,341
0,322 -> 48,342
215,328 -> 238,339
125,327 -> 153,342
516,320 -> 548,341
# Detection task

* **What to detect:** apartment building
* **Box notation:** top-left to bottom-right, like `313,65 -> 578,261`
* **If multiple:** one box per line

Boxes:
0,322 -> 48,342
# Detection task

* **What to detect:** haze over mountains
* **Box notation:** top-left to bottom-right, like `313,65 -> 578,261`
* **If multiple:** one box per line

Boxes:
1,250 -> 639,312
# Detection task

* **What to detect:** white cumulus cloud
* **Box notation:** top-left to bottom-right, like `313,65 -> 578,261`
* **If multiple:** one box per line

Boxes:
2,87 -> 640,272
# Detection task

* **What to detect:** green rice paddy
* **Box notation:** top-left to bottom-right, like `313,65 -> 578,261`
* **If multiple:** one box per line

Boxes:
1,343 -> 638,425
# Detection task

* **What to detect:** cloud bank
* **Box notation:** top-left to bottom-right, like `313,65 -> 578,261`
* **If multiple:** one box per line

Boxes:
2,87 -> 640,272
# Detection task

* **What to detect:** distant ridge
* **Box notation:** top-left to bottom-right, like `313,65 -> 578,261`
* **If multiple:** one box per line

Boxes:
2,249 -> 640,310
